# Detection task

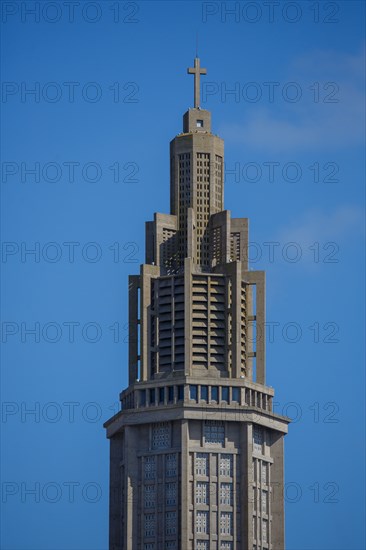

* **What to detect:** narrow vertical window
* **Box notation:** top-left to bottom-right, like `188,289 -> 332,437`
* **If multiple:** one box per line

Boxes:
149,388 -> 156,405
211,386 -> 219,402
261,490 -> 268,515
200,385 -> 208,401
253,425 -> 264,454
262,519 -> 268,543
232,387 -> 240,403
261,461 -> 268,484
222,386 -> 229,402
190,384 -> 198,401
140,389 -> 146,407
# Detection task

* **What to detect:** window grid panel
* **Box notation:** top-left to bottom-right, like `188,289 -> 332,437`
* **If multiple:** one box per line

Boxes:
166,453 -> 178,477
144,514 -> 155,538
204,420 -> 225,446
220,512 -> 233,535
253,425 -> 264,454
195,453 -> 209,476
165,511 -> 177,535
219,482 -> 233,506
144,456 -> 156,480
152,422 -> 171,449
166,482 -> 177,506
144,484 -> 156,508
196,511 -> 209,534
195,481 -> 209,504
219,454 -> 233,477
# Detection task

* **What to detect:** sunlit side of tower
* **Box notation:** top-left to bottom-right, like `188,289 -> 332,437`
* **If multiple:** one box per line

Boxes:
104,58 -> 290,550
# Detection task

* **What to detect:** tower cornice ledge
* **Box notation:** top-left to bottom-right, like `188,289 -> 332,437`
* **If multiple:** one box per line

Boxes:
104,405 -> 290,438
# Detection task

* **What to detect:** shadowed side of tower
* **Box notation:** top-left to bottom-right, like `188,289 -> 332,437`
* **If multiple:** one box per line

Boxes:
104,58 -> 290,550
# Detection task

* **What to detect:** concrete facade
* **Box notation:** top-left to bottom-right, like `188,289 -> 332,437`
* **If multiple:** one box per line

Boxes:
104,58 -> 290,550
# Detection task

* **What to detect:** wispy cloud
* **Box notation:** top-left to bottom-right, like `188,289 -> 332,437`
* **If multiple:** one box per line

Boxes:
222,46 -> 365,153
276,205 -> 364,248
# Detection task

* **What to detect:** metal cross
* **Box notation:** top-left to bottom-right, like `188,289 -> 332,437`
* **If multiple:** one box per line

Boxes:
187,57 -> 207,108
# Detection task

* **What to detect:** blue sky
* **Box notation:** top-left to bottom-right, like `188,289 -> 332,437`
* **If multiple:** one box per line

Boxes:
1,1 -> 365,549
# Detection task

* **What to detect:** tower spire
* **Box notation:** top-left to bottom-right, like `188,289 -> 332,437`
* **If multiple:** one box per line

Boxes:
187,57 -> 207,108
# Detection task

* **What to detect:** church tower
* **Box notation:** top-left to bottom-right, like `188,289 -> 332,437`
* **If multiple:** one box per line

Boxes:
104,58 -> 290,550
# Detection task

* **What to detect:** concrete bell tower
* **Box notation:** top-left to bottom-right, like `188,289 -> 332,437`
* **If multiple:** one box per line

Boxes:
105,58 -> 290,550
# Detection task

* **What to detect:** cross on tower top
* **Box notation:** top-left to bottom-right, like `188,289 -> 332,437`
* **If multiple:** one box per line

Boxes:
187,57 -> 207,109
